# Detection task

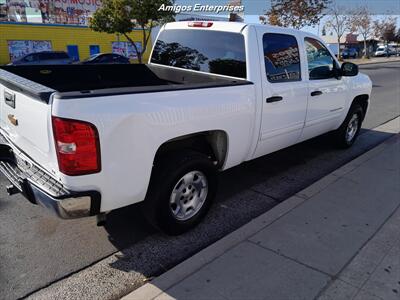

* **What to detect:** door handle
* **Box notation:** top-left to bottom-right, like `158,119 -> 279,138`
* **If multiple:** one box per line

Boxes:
4,91 -> 16,108
266,96 -> 283,103
311,90 -> 323,97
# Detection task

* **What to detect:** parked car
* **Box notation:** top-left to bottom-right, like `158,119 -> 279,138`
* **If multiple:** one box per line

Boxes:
374,46 -> 396,57
341,48 -> 358,59
8,51 -> 72,65
0,21 -> 372,235
80,53 -> 130,64
327,44 -> 339,57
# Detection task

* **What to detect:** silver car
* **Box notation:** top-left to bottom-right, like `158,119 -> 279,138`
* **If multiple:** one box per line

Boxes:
374,46 -> 396,57
8,51 -> 73,65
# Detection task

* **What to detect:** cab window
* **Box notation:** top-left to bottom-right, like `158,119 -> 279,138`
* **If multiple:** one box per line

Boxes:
305,37 -> 338,80
39,53 -> 53,60
152,29 -> 246,79
23,53 -> 38,62
263,33 -> 301,83
96,55 -> 111,63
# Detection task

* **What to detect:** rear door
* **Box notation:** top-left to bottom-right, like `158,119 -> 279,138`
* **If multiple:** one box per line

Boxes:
253,28 -> 308,157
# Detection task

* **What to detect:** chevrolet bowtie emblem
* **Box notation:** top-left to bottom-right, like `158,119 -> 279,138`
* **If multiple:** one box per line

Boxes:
8,114 -> 18,126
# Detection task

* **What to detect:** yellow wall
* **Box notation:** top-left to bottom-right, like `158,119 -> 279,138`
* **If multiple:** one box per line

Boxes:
0,22 -> 151,65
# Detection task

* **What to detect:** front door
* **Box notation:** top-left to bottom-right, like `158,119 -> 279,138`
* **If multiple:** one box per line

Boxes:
301,37 -> 347,140
254,29 -> 308,158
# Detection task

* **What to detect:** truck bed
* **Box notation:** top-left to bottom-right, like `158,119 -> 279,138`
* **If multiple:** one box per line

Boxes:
0,64 -> 251,102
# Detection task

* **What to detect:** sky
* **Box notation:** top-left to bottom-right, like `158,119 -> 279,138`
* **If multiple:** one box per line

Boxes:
175,0 -> 400,35
176,0 -> 400,15
1,0 -> 399,36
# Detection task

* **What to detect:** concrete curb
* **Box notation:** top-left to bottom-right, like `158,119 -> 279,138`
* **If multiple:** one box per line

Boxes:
123,117 -> 400,300
347,58 -> 400,65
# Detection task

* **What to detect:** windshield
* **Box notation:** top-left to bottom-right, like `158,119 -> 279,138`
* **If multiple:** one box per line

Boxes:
151,29 -> 247,79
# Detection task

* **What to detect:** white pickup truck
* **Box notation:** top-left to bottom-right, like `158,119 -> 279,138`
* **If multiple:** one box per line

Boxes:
0,22 -> 371,234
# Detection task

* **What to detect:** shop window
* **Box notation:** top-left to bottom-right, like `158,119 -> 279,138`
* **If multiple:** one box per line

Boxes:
67,45 -> 79,61
90,45 -> 100,56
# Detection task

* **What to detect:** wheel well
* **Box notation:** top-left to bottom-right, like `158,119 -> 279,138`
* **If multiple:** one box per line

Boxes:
352,94 -> 369,120
154,131 -> 228,169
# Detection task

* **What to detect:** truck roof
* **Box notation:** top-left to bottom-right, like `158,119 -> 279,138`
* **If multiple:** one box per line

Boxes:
163,21 -> 248,33
163,21 -> 319,39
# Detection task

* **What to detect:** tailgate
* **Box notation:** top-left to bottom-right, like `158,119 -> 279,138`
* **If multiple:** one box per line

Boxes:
0,83 -> 56,174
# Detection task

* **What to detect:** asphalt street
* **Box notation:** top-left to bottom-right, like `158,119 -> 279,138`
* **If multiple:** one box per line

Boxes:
0,62 -> 399,300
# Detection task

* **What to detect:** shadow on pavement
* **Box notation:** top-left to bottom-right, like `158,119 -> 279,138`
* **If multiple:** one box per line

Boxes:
103,204 -> 156,248
102,128 -> 394,283
6,127 -> 394,300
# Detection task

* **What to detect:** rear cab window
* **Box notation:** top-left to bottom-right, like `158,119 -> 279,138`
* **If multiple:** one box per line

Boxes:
151,29 -> 246,79
262,33 -> 301,83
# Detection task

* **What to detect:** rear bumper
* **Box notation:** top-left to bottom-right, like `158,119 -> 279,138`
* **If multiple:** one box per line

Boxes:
0,135 -> 101,219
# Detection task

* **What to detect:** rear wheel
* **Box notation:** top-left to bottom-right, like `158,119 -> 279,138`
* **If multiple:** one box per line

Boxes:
142,150 -> 217,235
333,104 -> 364,148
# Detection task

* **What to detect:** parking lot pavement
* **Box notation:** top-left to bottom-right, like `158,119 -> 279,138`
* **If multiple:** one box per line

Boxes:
125,134 -> 400,300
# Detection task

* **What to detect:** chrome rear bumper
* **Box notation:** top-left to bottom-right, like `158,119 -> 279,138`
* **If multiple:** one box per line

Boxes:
0,133 -> 101,219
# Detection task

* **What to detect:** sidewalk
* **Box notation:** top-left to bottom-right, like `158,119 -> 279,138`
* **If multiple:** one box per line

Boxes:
125,133 -> 400,300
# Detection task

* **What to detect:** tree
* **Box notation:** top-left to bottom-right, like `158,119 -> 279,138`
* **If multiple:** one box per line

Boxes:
321,25 -> 326,36
350,7 -> 373,58
259,15 -> 267,24
325,3 -> 351,60
151,41 -> 208,70
396,28 -> 400,42
90,0 -> 175,63
209,59 -> 246,78
395,28 -> 400,47
263,0 -> 330,29
374,16 -> 397,45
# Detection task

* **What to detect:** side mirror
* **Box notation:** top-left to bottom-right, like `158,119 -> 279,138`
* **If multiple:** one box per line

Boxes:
341,62 -> 358,76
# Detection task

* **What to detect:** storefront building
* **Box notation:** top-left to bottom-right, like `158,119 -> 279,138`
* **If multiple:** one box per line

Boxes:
0,0 -> 150,65
0,22 -> 150,64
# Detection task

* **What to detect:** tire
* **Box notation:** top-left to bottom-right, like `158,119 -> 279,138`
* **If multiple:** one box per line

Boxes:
142,150 -> 217,235
333,104 -> 364,148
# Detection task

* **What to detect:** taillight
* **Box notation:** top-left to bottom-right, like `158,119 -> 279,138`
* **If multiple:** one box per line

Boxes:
188,21 -> 213,28
52,117 -> 101,176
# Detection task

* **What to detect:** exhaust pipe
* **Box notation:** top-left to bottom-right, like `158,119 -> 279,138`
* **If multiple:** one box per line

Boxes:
6,185 -> 20,196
